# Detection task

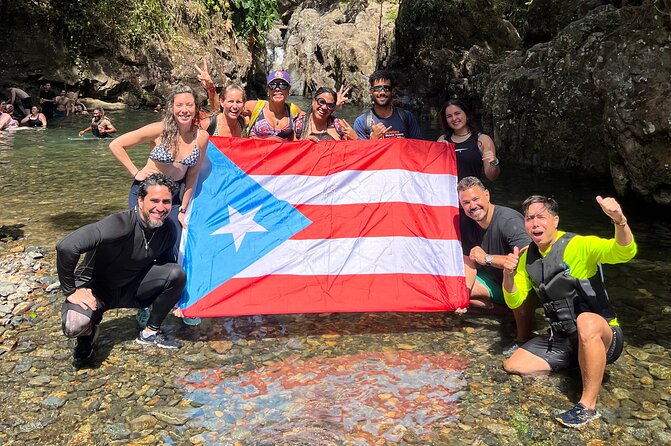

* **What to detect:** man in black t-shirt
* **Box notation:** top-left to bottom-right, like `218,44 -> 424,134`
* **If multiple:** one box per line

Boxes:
458,176 -> 535,352
56,174 -> 186,366
39,82 -> 56,119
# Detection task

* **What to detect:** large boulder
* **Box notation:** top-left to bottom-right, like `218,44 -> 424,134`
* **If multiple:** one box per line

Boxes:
273,1 -> 397,103
483,2 -> 671,203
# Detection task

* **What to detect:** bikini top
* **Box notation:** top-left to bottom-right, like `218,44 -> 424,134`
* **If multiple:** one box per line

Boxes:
149,131 -> 200,167
248,106 -> 295,140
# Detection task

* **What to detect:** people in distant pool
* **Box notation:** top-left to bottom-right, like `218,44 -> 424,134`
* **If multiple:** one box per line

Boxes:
502,195 -> 636,428
154,104 -> 163,113
20,106 -> 47,128
8,87 -> 32,117
54,90 -> 70,118
79,107 -> 116,138
437,99 -> 500,181
71,97 -> 88,115
39,82 -> 56,119
295,87 -> 357,141
1,104 -> 19,127
353,69 -> 422,140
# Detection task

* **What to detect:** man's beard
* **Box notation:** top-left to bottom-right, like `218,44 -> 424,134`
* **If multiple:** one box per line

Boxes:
142,209 -> 166,229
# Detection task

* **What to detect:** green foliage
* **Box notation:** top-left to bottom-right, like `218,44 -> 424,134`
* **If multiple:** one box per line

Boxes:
229,0 -> 279,40
10,0 -> 278,59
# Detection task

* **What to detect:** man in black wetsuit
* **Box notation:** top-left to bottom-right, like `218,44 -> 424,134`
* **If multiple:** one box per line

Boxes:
56,173 -> 186,364
39,82 -> 56,119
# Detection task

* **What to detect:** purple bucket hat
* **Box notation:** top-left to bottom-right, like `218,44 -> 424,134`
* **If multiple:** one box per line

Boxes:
267,70 -> 292,86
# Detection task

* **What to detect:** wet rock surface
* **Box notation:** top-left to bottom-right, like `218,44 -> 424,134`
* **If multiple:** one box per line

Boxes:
0,242 -> 669,445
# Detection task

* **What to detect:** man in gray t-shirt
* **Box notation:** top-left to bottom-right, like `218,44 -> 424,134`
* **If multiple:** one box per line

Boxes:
458,176 -> 535,350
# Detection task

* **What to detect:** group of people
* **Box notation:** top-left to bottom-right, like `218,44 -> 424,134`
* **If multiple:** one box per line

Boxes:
1,84 -> 93,131
56,66 -> 637,429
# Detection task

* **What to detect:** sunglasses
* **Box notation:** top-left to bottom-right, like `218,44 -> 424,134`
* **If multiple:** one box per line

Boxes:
268,81 -> 290,91
371,85 -> 392,93
314,97 -> 336,110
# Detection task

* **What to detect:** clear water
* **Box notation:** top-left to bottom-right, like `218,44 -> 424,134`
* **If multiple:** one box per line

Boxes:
2,99 -> 670,445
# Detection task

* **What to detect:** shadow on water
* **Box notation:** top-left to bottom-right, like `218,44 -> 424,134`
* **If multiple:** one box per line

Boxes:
48,210 -> 121,233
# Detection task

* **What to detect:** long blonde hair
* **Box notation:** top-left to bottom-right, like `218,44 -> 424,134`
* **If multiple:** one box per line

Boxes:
159,85 -> 200,157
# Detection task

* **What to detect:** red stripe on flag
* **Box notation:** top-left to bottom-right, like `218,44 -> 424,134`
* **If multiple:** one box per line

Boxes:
292,203 -> 461,240
210,137 -> 457,176
182,274 -> 469,318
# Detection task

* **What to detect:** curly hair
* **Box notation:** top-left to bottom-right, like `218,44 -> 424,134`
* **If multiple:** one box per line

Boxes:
159,85 -> 200,158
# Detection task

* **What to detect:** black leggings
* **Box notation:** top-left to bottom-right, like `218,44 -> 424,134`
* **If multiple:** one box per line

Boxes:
62,263 -> 186,336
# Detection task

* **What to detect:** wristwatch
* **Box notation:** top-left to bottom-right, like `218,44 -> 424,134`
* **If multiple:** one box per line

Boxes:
490,158 -> 500,167
484,254 -> 494,266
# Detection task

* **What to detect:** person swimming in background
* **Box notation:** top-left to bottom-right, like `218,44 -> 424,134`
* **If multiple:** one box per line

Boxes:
295,87 -> 357,141
154,104 -> 163,113
79,107 -> 116,138
20,106 -> 47,128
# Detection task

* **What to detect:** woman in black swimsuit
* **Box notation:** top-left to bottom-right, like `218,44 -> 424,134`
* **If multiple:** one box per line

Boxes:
437,99 -> 500,181
20,106 -> 47,128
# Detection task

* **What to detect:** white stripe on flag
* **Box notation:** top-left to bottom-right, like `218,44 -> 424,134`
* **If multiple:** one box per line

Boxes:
251,170 -> 458,206
233,237 -> 464,278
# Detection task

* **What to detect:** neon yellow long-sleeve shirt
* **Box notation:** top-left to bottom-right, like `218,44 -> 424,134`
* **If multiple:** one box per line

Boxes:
503,231 -> 637,312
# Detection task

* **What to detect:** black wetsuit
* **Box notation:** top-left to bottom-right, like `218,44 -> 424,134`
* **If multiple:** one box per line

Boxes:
56,208 -> 185,330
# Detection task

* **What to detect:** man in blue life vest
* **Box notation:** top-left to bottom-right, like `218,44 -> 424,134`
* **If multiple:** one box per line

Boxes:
501,194 -> 636,428
458,177 -> 535,355
353,70 -> 422,140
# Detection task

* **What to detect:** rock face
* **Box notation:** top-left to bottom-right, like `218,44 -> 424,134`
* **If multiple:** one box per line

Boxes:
389,0 -> 670,204
0,25 -> 251,107
272,1 -> 397,103
483,3 -> 671,202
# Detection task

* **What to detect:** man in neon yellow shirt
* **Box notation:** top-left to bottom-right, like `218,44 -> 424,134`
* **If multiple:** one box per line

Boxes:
501,194 -> 636,428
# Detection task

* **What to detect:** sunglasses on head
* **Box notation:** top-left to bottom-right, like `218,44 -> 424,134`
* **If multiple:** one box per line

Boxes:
371,85 -> 392,93
314,97 -> 336,110
268,81 -> 290,91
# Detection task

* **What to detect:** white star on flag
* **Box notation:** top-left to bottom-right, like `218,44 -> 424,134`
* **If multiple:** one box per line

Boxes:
211,205 -> 268,251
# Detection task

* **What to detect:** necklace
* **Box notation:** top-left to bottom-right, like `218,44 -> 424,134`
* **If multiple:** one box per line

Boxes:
141,228 -> 156,251
453,131 -> 471,137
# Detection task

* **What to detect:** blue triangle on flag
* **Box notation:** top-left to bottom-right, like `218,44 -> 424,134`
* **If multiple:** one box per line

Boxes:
180,142 -> 312,309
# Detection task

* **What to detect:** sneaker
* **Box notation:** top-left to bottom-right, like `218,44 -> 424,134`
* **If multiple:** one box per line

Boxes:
73,325 -> 100,362
555,403 -> 601,428
136,308 -> 151,328
136,330 -> 181,349
502,341 -> 524,358
182,317 -> 202,326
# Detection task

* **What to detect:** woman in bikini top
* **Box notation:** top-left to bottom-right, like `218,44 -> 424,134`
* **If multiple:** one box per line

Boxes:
109,85 -> 209,232
244,70 -> 303,141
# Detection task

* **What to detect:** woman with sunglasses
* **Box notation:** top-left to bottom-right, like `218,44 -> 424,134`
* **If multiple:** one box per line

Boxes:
295,87 -> 357,141
437,99 -> 500,181
196,64 -> 302,141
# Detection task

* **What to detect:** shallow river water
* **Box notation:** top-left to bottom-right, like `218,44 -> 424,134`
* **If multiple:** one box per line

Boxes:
0,102 -> 670,445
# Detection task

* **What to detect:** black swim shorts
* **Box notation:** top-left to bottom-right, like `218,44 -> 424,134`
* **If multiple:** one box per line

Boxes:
520,325 -> 624,372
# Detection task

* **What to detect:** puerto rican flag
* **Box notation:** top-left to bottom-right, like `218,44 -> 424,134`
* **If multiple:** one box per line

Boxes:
179,137 -> 468,317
